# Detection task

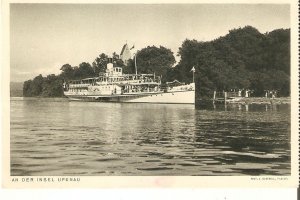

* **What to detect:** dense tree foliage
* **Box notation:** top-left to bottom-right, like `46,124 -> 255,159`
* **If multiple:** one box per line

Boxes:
133,46 -> 176,83
23,74 -> 64,97
41,74 -> 64,97
92,53 -> 108,75
170,26 -> 290,98
60,64 -> 74,81
23,26 -> 290,98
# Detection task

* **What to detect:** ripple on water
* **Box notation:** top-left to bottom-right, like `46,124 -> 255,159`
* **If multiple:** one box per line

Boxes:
10,99 -> 291,176
137,167 -> 174,171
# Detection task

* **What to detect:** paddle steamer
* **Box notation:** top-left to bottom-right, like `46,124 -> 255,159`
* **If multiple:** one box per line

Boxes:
63,62 -> 195,104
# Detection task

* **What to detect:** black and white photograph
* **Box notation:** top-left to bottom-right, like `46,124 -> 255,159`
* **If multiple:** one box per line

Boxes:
3,0 -> 298,188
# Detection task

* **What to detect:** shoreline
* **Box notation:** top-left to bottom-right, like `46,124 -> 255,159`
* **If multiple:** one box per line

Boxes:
11,96 -> 291,105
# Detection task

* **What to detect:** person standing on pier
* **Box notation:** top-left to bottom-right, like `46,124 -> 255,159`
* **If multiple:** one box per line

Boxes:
245,89 -> 249,98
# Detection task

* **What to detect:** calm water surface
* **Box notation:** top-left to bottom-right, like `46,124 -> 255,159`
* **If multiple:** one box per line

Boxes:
10,97 -> 290,176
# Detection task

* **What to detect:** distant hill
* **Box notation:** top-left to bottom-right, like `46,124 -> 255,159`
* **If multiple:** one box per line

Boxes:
10,82 -> 23,97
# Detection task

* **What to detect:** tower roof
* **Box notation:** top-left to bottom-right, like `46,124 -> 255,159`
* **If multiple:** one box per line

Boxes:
120,44 -> 129,55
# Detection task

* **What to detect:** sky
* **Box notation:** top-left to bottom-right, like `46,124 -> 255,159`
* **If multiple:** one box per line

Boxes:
10,4 -> 290,82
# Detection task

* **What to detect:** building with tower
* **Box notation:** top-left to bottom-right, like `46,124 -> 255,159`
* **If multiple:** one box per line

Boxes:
120,43 -> 132,65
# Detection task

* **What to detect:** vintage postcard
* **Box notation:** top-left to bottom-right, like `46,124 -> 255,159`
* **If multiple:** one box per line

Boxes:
1,0 -> 299,188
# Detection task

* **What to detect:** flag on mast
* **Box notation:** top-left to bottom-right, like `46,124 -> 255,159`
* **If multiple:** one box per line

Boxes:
191,66 -> 196,72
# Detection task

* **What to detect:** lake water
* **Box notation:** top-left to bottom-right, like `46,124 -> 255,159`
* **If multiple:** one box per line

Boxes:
10,97 -> 290,176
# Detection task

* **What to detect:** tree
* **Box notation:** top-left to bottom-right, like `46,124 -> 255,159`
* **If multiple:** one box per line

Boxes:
122,59 -> 135,74
92,53 -> 108,75
60,64 -> 74,80
135,46 -> 176,83
23,80 -> 33,97
30,74 -> 44,96
42,74 -> 64,97
74,62 -> 95,79
174,26 -> 290,98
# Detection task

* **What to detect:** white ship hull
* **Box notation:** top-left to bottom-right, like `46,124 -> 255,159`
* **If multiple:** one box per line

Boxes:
64,90 -> 195,104
125,91 -> 195,104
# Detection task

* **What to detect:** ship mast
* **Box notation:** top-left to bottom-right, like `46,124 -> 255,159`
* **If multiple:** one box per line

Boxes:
134,54 -> 137,75
191,66 -> 195,83
134,51 -> 138,75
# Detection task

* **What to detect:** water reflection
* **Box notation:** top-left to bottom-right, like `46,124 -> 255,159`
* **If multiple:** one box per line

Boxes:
10,98 -> 290,176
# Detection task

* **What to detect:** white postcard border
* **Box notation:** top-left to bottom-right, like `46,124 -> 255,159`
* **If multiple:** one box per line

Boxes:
2,0 -> 299,188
